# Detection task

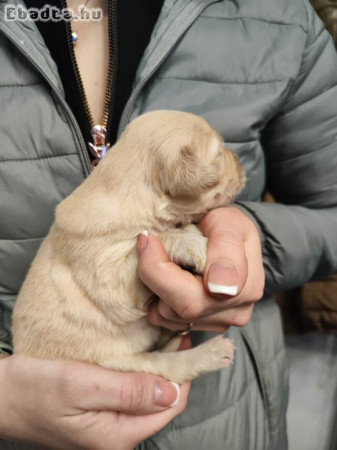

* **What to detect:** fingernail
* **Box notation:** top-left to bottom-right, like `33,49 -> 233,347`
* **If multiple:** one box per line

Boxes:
137,230 -> 149,253
207,262 -> 239,296
168,382 -> 181,407
155,380 -> 180,407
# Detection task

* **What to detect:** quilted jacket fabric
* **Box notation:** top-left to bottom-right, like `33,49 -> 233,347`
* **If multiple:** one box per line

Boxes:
1,0 -> 337,448
276,0 -> 337,335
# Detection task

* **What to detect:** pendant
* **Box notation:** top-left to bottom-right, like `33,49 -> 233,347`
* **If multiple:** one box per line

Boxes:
71,32 -> 78,44
89,125 -> 111,168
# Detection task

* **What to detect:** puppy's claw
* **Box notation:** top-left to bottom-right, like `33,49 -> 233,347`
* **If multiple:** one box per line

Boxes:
222,356 -> 234,368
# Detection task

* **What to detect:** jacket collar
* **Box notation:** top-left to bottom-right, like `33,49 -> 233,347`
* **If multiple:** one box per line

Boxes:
0,0 -> 65,94
118,0 -> 221,135
134,0 -> 221,85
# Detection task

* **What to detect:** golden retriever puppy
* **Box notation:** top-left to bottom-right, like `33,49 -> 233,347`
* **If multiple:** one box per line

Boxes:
12,111 -> 246,384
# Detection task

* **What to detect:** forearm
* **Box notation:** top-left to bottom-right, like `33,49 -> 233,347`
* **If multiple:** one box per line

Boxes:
237,201 -> 337,293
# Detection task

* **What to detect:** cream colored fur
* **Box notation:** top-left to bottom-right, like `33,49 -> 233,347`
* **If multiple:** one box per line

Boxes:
12,111 -> 246,383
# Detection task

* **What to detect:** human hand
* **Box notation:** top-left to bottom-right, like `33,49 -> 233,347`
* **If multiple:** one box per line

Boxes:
0,354 -> 189,450
138,206 -> 264,332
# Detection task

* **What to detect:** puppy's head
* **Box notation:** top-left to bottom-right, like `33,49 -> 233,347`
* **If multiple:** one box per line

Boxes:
122,110 -> 246,223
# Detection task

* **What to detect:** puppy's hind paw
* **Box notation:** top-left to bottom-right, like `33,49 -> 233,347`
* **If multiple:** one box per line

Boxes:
197,335 -> 235,372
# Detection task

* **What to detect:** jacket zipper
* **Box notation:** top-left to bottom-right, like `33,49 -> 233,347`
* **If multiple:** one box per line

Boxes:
61,0 -> 115,168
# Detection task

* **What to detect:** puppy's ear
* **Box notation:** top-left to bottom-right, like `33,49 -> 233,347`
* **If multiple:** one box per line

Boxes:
162,145 -> 220,197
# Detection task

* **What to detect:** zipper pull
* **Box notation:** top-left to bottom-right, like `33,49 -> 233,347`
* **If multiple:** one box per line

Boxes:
89,125 -> 111,168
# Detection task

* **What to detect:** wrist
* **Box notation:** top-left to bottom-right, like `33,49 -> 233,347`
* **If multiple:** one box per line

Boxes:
232,203 -> 264,244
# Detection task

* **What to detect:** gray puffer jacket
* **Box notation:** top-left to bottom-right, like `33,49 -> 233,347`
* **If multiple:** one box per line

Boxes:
1,0 -> 337,448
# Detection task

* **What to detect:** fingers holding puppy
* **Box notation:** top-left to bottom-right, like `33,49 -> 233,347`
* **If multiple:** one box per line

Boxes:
147,301 -> 254,333
137,234 -> 227,322
137,209 -> 264,332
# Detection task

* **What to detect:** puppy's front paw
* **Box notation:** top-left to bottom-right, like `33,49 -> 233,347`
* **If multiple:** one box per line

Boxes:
169,235 -> 207,274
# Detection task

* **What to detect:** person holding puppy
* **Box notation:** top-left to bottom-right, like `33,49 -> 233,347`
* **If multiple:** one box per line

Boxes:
0,0 -> 337,449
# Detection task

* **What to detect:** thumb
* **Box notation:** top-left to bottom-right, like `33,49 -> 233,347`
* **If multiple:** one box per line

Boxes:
71,364 -> 180,414
203,230 -> 248,298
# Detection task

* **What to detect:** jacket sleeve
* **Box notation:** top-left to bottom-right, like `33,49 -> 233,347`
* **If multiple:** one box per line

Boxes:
237,0 -> 337,294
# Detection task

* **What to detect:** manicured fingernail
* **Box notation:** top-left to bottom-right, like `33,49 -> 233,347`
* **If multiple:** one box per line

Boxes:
168,382 -> 180,407
207,262 -> 239,296
137,230 -> 148,252
155,380 -> 180,407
